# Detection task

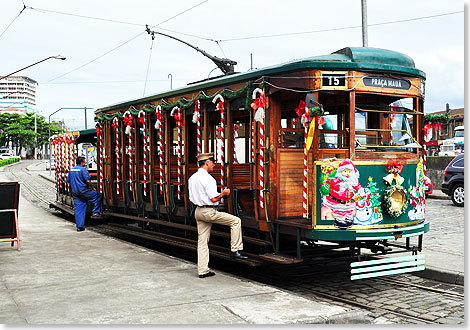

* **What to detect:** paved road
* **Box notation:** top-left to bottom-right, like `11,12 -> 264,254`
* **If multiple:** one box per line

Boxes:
424,195 -> 464,256
2,160 -> 465,324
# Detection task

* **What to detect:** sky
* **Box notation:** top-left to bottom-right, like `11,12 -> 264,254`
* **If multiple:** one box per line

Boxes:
0,0 -> 465,131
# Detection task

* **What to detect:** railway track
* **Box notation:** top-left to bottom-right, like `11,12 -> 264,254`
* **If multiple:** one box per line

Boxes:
5,161 -> 464,324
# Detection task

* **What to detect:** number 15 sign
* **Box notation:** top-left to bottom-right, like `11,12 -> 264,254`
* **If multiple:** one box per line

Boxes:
320,72 -> 347,89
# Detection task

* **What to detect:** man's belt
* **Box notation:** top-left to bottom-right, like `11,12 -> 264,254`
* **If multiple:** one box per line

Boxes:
329,195 -> 353,205
198,205 -> 217,208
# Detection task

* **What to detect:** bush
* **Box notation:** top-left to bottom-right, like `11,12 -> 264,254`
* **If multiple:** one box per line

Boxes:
0,157 -> 20,167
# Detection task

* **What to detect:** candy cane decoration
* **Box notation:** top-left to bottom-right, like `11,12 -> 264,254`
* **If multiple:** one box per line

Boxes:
193,100 -> 201,156
155,105 -> 164,194
233,124 -> 239,163
303,122 -> 309,218
66,135 -> 73,194
52,136 -> 58,191
123,111 -> 134,191
251,88 -> 266,209
138,110 -> 148,196
58,135 -> 64,192
251,121 -> 255,164
96,122 -> 103,193
212,94 -> 225,192
112,117 -> 120,195
171,106 -> 183,200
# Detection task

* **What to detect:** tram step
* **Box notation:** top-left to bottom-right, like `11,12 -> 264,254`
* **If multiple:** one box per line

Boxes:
98,223 -> 264,267
257,253 -> 303,264
49,202 -> 74,215
103,211 -> 272,247
273,218 -> 313,229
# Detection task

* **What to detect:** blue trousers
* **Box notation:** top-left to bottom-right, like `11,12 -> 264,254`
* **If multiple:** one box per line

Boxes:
73,189 -> 103,228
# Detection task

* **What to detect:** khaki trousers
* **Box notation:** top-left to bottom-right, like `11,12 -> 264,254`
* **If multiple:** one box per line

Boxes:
195,207 -> 243,275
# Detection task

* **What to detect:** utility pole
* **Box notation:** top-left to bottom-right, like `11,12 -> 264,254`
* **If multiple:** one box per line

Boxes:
361,0 -> 368,47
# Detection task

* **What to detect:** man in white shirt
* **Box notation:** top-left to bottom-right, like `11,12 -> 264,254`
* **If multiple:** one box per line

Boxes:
188,152 -> 247,278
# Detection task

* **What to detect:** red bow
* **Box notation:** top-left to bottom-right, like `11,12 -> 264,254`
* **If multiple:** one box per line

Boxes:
138,115 -> 145,126
174,112 -> 183,122
294,100 -> 313,123
386,160 -> 404,174
316,116 -> 326,127
96,125 -> 102,137
250,94 -> 267,110
423,124 -> 432,136
294,100 -> 307,116
123,115 -> 133,127
216,101 -> 225,112
216,127 -> 224,133
112,120 -> 119,129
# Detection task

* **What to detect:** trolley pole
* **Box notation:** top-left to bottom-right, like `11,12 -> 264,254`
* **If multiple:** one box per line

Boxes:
361,0 -> 368,47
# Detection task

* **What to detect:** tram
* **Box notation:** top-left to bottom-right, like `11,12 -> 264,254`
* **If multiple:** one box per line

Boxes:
51,47 -> 429,280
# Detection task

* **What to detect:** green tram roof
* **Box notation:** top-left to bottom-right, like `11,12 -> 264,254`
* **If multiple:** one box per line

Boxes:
97,47 -> 425,114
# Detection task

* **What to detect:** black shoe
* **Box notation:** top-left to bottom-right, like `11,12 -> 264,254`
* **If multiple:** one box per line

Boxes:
77,227 -> 85,232
91,213 -> 104,220
198,271 -> 215,279
334,218 -> 353,229
230,251 -> 248,259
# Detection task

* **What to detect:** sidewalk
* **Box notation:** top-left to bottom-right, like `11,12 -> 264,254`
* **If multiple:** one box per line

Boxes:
0,166 -> 367,324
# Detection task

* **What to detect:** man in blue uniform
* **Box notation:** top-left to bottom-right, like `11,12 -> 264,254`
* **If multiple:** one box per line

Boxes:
66,156 -> 103,231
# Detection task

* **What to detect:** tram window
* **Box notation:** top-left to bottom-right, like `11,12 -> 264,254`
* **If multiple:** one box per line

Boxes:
171,127 -> 184,156
354,96 -> 419,152
233,121 -> 246,164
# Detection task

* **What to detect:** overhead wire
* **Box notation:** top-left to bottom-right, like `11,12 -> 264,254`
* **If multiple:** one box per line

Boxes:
143,34 -> 155,96
40,0 -> 210,84
0,3 -> 27,40
216,10 -> 464,42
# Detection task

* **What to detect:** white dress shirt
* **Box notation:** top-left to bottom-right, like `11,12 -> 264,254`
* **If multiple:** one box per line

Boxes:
188,168 -> 220,206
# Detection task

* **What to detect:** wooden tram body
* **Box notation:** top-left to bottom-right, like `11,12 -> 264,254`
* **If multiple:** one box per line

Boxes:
52,47 -> 430,279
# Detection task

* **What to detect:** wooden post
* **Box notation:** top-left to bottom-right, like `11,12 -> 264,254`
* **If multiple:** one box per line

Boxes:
349,91 -> 356,159
203,103 -> 209,153
164,110 -> 171,207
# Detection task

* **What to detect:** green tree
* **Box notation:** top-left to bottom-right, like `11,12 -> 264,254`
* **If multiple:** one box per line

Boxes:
0,112 -> 64,156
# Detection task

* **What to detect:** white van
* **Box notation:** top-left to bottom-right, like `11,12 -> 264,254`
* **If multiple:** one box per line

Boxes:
439,126 -> 464,156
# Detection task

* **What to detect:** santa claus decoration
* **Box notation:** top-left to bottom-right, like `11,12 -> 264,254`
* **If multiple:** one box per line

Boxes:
322,159 -> 365,229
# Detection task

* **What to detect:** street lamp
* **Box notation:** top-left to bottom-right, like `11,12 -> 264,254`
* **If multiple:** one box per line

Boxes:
0,55 -> 67,81
1,55 -> 66,159
48,107 -> 93,175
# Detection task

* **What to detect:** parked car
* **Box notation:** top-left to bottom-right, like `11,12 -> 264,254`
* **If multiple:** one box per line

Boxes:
441,153 -> 464,207
0,153 -> 13,160
46,157 -> 55,171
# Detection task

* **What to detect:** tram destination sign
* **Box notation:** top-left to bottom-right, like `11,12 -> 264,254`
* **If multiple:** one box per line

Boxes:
363,76 -> 411,90
321,72 -> 347,89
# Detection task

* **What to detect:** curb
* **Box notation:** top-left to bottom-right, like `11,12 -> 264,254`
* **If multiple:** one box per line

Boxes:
417,267 -> 464,286
426,194 -> 450,200
39,173 -> 55,183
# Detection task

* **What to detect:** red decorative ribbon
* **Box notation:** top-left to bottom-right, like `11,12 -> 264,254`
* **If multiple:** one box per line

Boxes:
123,115 -> 133,127
138,115 -> 145,126
294,100 -> 313,123
250,94 -> 267,110
112,120 -> 119,129
386,159 -> 404,174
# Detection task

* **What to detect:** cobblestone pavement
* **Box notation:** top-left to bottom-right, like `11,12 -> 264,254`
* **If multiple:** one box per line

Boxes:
3,160 -> 465,324
424,196 -> 464,256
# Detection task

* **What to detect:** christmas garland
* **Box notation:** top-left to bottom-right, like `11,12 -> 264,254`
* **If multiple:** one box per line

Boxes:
382,185 -> 409,218
424,113 -> 450,124
95,81 -> 267,123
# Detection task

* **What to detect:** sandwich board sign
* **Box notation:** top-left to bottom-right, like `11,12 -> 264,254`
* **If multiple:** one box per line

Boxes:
0,182 -> 21,251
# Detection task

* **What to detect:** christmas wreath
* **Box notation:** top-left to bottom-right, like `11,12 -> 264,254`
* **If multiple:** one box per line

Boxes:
383,185 -> 409,218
